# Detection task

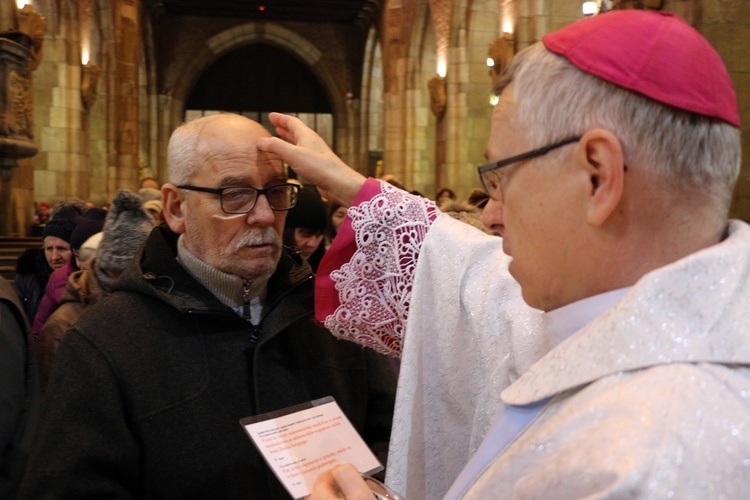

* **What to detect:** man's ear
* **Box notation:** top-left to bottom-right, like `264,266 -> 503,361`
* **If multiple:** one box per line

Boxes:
576,129 -> 626,226
162,183 -> 187,234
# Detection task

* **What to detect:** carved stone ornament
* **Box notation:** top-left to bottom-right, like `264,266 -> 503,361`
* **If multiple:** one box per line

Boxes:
428,75 -> 446,118
0,0 -> 44,182
81,62 -> 101,110
0,38 -> 37,160
488,36 -> 514,85
17,4 -> 45,71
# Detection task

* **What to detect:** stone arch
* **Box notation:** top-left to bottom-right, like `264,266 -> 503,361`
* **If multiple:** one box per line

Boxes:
360,25 -> 384,177
443,0 -> 499,196
168,23 -> 345,125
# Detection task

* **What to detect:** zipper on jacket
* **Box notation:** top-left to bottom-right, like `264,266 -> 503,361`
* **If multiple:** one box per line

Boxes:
242,280 -> 264,344
242,280 -> 252,321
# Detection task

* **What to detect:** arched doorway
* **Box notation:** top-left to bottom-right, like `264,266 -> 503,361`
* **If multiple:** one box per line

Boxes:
184,43 -> 334,147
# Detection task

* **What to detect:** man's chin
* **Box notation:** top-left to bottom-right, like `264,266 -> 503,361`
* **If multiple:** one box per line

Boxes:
231,256 -> 280,281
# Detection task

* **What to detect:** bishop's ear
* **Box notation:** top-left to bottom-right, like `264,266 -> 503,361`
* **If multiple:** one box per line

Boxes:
577,129 -> 626,226
161,184 -> 187,234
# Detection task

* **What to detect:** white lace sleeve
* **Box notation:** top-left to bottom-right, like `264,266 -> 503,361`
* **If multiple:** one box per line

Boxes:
324,182 -> 439,357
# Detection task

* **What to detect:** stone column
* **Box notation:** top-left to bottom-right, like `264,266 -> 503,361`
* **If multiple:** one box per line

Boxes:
113,0 -> 139,190
0,1 -> 44,236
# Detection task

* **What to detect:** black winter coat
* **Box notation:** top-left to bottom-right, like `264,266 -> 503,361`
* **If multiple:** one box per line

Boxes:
12,247 -> 52,325
20,226 -> 397,499
0,277 -> 39,500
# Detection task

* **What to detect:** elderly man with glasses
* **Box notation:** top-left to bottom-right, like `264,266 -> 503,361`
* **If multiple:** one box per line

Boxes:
21,113 -> 397,499
258,10 -> 750,499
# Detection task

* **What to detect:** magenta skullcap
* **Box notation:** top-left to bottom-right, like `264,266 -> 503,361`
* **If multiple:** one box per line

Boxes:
542,10 -> 740,127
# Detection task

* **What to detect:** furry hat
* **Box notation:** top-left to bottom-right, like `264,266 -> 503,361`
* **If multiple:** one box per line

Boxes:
467,189 -> 489,209
285,186 -> 328,230
439,200 -> 493,235
94,190 -> 153,290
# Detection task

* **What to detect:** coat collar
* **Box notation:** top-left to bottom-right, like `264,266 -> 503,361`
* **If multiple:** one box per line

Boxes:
503,220 -> 750,405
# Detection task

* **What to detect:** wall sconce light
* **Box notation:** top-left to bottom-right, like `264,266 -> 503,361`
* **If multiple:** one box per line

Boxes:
582,1 -> 598,15
436,59 -> 447,78
81,61 -> 100,111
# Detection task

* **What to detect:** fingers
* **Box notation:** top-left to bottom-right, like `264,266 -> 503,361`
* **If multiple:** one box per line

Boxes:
306,467 -> 343,500
331,465 -> 373,500
257,114 -> 366,207
307,464 -> 373,500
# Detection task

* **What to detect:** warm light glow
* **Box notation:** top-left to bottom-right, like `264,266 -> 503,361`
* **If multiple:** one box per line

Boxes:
437,59 -> 447,78
489,94 -> 499,106
81,49 -> 90,65
502,19 -> 513,34
16,0 -> 31,7
582,1 -> 598,15
486,57 -> 495,68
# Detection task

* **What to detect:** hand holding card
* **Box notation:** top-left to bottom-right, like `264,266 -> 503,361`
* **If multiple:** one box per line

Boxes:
241,397 -> 387,499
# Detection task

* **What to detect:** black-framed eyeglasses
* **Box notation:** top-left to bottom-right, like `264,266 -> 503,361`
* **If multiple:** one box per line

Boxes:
177,183 -> 300,214
478,136 -> 582,201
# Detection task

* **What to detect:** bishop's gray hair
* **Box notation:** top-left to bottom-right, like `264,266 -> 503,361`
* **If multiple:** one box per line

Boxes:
494,43 -> 741,215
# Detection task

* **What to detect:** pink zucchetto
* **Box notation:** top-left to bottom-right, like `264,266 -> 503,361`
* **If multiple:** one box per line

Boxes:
542,10 -> 740,127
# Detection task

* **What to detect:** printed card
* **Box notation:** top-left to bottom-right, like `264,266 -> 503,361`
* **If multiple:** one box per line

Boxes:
241,396 -> 382,499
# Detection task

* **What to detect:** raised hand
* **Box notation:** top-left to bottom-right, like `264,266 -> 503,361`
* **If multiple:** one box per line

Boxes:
257,113 -> 366,206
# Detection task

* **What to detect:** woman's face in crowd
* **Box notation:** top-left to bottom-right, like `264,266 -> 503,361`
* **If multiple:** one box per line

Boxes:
331,206 -> 347,233
43,236 -> 72,270
293,228 -> 325,259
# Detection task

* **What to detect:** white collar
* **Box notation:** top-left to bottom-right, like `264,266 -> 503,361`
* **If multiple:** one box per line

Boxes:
543,287 -> 631,348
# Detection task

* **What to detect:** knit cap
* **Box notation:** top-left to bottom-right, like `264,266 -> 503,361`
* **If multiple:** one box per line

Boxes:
42,204 -> 86,243
285,186 -> 327,230
69,208 -> 107,251
95,190 -> 154,289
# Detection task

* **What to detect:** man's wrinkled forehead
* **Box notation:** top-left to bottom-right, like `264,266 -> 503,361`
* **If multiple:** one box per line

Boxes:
195,125 -> 285,176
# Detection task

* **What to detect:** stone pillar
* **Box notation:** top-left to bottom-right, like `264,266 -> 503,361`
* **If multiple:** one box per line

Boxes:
113,0 -> 139,189
0,1 -> 44,236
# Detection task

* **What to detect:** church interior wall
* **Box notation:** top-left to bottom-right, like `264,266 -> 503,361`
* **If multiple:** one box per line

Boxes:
2,0 -> 750,236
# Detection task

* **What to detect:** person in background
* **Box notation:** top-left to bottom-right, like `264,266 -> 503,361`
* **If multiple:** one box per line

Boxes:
142,198 -> 164,226
31,208 -> 107,337
435,187 -> 456,206
13,203 -> 86,326
20,113 -> 396,499
0,276 -> 39,500
37,190 -> 153,392
283,186 -> 328,272
139,177 -> 159,190
439,198 -> 493,235
33,203 -> 50,225
467,188 -> 489,210
326,201 -> 347,246
259,10 -> 750,498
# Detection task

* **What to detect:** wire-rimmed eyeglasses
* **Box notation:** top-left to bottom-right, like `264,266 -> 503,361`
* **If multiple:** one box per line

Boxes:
477,136 -> 582,201
177,183 -> 300,214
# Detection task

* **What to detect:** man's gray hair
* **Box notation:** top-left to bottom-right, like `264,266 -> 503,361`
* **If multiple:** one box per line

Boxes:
167,117 -> 213,186
495,43 -> 741,215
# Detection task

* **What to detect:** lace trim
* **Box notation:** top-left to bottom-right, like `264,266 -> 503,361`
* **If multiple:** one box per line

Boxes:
324,182 -> 439,357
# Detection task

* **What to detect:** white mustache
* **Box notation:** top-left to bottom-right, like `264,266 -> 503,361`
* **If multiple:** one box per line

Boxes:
234,227 -> 279,251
